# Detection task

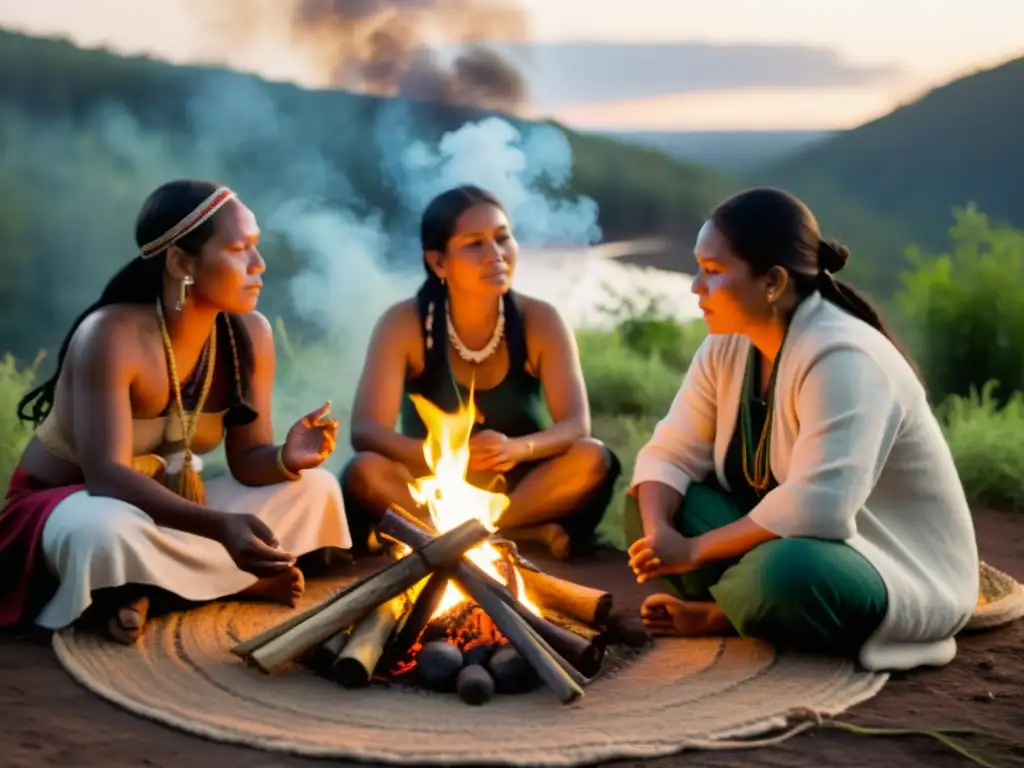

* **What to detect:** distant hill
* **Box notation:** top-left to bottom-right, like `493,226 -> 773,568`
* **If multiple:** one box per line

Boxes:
606,130 -> 833,172
0,29 -> 742,360
757,56 -> 1024,263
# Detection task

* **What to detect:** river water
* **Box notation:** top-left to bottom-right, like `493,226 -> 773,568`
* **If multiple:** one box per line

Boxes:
513,245 -> 702,329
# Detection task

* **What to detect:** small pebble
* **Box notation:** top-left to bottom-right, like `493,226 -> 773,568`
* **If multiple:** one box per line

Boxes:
457,664 -> 495,706
487,644 -> 540,694
417,640 -> 463,692
463,644 -> 497,668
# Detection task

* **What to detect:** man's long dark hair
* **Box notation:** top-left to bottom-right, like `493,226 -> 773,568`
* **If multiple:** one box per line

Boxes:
18,179 -> 256,426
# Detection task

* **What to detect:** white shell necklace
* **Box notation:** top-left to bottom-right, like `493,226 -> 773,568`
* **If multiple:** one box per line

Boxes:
446,298 -> 505,364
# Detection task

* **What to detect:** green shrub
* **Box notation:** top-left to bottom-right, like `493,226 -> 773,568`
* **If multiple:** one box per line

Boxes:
897,206 -> 1024,404
938,381 -> 1024,511
595,288 -> 706,372
591,413 -> 658,551
0,351 -> 41,490
576,328 -> 682,419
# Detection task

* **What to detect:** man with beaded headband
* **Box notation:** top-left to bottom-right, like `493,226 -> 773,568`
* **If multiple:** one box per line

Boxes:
0,180 -> 351,644
341,185 -> 621,559
626,188 -> 979,673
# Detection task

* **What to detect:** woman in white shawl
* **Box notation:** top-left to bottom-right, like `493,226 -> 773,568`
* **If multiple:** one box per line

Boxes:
626,187 -> 979,672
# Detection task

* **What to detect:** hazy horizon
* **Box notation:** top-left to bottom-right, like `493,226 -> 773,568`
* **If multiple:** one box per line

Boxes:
1,0 -> 1020,131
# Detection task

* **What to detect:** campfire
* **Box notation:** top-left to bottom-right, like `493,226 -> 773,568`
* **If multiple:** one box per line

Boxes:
232,393 -> 624,706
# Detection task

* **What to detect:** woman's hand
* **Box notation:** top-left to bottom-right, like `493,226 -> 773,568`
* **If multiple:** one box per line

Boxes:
214,512 -> 296,577
469,430 -> 530,473
628,527 -> 704,583
281,401 -> 339,472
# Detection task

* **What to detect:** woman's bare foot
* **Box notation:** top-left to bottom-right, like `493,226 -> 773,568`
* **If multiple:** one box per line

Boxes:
640,594 -> 732,637
106,594 -> 150,646
501,522 -> 571,560
237,566 -> 306,607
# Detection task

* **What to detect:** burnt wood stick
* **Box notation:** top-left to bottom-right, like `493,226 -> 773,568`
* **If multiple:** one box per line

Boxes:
491,537 -> 613,626
379,570 -> 451,671
517,568 -> 613,627
456,569 -> 583,703
307,630 -> 350,677
248,518 -> 490,673
231,557 -> 413,658
232,583 -> 352,657
504,602 -> 589,689
333,595 -> 407,688
377,509 -> 603,678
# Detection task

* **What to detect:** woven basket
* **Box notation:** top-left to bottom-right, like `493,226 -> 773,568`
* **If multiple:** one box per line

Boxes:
963,561 -> 1024,631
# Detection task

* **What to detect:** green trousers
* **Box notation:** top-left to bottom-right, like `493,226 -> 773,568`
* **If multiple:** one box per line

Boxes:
624,480 -> 888,656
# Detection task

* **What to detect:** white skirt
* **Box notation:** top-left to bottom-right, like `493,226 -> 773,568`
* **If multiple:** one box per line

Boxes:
36,467 -> 352,630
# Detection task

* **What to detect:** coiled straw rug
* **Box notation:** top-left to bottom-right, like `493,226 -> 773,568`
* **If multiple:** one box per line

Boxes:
51,562 -> 1022,767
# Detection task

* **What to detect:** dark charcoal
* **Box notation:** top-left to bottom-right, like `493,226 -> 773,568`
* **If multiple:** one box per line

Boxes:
487,644 -> 540,694
417,640 -> 464,692
456,664 -> 495,706
462,643 -> 497,668
419,622 -> 451,646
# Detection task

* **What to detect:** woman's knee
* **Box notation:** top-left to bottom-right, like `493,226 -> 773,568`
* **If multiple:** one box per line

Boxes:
44,495 -> 152,564
565,437 -> 613,488
341,451 -> 402,503
713,539 -> 870,645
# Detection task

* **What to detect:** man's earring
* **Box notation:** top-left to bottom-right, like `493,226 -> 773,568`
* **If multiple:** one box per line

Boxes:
176,275 -> 194,311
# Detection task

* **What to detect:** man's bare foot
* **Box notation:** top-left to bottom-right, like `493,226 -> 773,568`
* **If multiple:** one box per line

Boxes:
502,522 -> 571,560
640,594 -> 732,637
106,594 -> 150,645
237,566 -> 306,607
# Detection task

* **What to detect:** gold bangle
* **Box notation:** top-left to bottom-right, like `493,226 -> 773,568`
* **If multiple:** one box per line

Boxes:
524,439 -> 535,460
276,446 -> 301,481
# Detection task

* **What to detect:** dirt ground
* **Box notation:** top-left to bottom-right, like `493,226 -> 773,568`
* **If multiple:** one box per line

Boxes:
1,507 -> 1022,768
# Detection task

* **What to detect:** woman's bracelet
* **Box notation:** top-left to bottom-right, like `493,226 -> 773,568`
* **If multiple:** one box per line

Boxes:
276,446 -> 302,481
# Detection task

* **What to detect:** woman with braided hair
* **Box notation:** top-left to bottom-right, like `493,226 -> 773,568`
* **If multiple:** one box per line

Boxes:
341,185 -> 620,559
626,187 -> 979,672
0,180 -> 351,644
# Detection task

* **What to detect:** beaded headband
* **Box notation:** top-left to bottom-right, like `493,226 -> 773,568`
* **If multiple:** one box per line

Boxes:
139,187 -> 236,259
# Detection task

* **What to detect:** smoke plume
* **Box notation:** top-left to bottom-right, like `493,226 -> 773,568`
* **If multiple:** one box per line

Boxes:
202,0 -> 530,113
174,74 -> 600,461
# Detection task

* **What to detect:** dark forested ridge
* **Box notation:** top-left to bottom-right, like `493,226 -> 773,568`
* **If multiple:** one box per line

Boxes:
0,28 -> 1018,364
757,56 -> 1024,255
0,29 -> 739,362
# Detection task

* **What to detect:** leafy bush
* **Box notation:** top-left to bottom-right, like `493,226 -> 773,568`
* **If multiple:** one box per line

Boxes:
938,381 -> 1024,511
897,206 -> 1024,404
0,352 -> 42,490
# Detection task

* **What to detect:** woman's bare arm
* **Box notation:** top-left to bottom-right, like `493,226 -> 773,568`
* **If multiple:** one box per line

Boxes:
69,312 -> 223,539
520,298 -> 590,459
224,312 -> 297,486
349,302 -> 429,473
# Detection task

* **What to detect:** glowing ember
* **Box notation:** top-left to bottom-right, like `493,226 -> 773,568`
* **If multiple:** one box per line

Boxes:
406,390 -> 541,618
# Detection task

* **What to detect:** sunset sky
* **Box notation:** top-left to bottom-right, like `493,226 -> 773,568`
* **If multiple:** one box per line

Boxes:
1,0 -> 1021,131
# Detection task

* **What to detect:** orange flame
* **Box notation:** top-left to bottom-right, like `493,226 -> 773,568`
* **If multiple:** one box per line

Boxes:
406,390 -> 540,618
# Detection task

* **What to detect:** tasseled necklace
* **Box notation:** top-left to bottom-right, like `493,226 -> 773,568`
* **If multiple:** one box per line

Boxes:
155,296 -> 217,504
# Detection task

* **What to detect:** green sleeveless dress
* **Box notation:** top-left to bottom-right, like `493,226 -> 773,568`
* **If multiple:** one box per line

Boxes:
342,290 -> 621,554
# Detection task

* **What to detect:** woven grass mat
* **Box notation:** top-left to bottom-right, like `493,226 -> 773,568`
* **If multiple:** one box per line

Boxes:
53,573 -> 891,766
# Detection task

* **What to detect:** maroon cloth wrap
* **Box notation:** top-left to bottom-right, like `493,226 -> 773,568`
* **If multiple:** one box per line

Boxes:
0,467 -> 84,628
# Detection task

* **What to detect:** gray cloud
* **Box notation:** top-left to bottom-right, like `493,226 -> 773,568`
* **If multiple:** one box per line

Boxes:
476,42 -> 902,108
